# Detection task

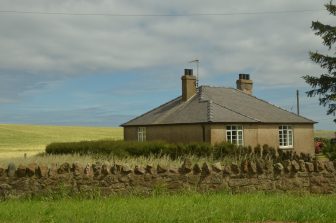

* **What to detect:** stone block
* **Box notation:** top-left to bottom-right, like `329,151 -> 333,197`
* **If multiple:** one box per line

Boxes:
72,162 -> 83,176
201,162 -> 211,176
169,168 -> 178,174
265,160 -> 274,174
192,163 -> 201,175
84,163 -> 92,176
241,160 -> 249,173
145,164 -> 154,174
0,167 -> 5,177
58,162 -> 70,174
101,162 -> 110,175
180,158 -> 192,174
325,161 -> 335,173
231,163 -> 240,174
211,162 -> 222,173
248,161 -> 257,174
16,164 -> 27,177
305,162 -> 314,172
92,162 -> 102,176
37,164 -> 49,177
26,163 -> 36,177
291,160 -> 300,172
274,163 -> 284,172
223,165 -> 231,175
299,160 -> 306,172
283,160 -> 292,173
256,160 -> 265,174
7,163 -> 16,177
134,166 -> 145,175
156,164 -> 167,174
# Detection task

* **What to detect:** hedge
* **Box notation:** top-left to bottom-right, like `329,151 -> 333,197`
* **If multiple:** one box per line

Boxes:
45,140 -> 280,160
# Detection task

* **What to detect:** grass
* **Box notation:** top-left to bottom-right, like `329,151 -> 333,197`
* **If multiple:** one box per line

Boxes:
0,192 -> 335,222
315,130 -> 335,139
0,124 -> 123,157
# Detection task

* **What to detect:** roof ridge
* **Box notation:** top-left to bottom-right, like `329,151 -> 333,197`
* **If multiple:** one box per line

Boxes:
207,100 -> 214,122
120,96 -> 181,126
231,88 -> 316,123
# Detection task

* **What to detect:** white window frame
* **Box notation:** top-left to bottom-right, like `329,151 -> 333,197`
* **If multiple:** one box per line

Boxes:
137,127 -> 146,142
226,125 -> 244,146
279,125 -> 293,149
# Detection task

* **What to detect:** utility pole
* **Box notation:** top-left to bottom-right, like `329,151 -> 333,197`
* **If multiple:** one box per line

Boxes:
296,89 -> 300,115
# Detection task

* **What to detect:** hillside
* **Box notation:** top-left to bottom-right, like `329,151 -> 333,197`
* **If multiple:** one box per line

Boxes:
0,124 -> 123,157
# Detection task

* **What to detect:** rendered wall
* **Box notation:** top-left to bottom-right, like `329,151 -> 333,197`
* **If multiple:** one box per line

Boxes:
210,124 -> 314,154
124,124 -> 210,143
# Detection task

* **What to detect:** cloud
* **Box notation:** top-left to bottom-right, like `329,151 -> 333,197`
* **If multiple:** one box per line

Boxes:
0,0 -> 334,128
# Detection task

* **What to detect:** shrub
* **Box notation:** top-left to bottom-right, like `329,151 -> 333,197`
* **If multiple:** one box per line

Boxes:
46,140 -> 214,159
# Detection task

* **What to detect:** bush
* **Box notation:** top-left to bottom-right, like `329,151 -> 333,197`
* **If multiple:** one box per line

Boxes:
46,140 -> 215,159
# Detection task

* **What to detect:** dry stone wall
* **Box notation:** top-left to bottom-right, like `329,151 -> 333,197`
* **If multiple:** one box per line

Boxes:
0,159 -> 336,198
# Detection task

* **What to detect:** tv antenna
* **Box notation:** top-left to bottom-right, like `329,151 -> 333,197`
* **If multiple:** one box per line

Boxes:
189,59 -> 199,88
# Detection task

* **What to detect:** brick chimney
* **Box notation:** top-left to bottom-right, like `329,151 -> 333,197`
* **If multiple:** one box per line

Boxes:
236,74 -> 253,95
181,69 -> 197,101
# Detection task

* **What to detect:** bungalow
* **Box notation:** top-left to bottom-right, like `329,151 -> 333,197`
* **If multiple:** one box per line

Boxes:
121,69 -> 316,154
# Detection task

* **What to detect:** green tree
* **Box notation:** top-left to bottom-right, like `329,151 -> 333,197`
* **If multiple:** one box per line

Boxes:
303,1 -> 336,123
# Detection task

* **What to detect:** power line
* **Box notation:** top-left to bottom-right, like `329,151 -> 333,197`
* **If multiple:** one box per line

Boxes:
0,9 -> 325,17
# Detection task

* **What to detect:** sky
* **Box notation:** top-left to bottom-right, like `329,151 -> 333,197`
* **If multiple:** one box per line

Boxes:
0,0 -> 335,130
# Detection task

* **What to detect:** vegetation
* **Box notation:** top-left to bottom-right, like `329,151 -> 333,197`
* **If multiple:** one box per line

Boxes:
0,192 -> 335,222
0,124 -> 122,157
303,1 -> 336,123
315,130 -> 335,139
45,140 -> 281,161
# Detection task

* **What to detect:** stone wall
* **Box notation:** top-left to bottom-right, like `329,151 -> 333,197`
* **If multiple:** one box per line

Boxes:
0,159 -> 336,198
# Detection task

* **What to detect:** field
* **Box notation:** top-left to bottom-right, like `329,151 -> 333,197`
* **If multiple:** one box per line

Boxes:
0,124 -> 123,158
0,192 -> 335,222
315,130 -> 335,139
0,125 -> 335,222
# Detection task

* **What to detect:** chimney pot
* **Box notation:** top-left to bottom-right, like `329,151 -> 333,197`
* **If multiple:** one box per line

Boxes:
236,74 -> 253,95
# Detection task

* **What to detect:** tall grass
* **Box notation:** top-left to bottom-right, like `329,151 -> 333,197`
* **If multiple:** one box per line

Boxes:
0,192 -> 335,222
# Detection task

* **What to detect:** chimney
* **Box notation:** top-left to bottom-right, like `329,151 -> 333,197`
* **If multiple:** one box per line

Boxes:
181,69 -> 197,101
236,74 -> 253,95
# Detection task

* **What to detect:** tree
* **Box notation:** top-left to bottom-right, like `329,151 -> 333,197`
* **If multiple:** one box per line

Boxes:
303,1 -> 336,123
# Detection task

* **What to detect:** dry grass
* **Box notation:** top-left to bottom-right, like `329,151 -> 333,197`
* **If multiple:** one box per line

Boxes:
315,130 -> 335,139
0,153 -> 239,170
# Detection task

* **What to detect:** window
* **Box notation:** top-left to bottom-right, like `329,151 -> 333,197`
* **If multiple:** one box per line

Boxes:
137,127 -> 146,142
226,125 -> 243,146
279,125 -> 293,148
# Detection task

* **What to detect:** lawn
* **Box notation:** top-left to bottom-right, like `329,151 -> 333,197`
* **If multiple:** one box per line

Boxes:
0,192 -> 335,222
0,124 -> 123,158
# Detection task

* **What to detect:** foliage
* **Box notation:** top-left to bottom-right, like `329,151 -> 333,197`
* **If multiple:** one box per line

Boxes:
1,192 -> 336,222
45,140 -> 215,159
318,137 -> 336,160
303,1 -> 336,123
45,140 -> 296,161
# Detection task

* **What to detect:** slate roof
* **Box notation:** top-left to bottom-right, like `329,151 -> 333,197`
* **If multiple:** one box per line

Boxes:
121,86 -> 315,126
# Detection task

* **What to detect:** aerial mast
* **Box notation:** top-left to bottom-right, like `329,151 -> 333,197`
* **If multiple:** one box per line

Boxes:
189,59 -> 199,88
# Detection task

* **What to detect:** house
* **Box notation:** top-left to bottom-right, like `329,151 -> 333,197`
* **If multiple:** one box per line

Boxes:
121,69 -> 316,154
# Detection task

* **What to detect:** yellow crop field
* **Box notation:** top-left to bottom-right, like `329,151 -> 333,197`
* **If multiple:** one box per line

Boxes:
0,124 -> 123,158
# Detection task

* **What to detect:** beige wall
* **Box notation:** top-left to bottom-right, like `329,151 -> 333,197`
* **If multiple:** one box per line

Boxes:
124,123 -> 314,154
210,123 -> 314,154
124,124 -> 209,143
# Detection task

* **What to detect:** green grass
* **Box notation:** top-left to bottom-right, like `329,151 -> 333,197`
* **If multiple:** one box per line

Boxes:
0,192 -> 335,222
